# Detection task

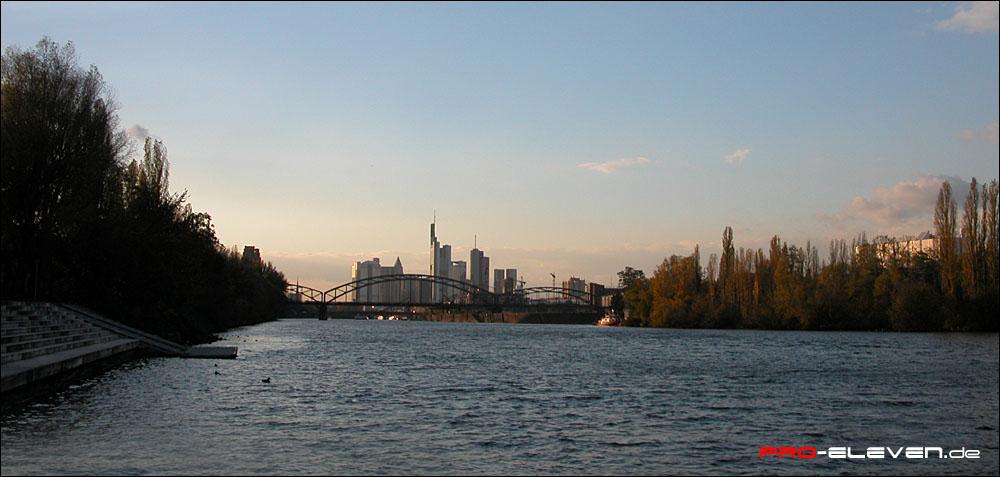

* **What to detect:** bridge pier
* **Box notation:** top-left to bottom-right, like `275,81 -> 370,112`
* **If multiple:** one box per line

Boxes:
317,304 -> 327,321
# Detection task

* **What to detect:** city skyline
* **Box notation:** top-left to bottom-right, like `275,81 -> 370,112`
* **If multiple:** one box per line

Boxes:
2,2 -> 997,290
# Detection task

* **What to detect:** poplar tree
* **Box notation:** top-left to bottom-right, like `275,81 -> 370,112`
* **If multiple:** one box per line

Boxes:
719,226 -> 735,306
934,181 -> 958,298
960,178 -> 981,298
982,180 -> 999,293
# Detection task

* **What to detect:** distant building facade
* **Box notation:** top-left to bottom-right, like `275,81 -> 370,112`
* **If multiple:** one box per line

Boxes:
563,276 -> 586,303
494,269 -> 505,294
586,282 -> 605,306
351,257 -> 404,303
429,220 -> 455,302
504,269 -> 518,294
242,245 -> 261,265
469,247 -> 490,292
858,231 -> 964,264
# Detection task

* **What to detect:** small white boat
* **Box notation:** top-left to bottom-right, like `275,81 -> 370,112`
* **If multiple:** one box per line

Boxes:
595,312 -> 621,327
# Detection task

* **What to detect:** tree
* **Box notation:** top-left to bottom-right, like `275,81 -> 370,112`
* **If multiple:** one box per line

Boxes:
984,180 -> 999,290
960,178 -> 981,300
719,226 -> 735,306
934,181 -> 958,299
2,38 -> 126,298
618,267 -> 651,325
649,252 -> 702,327
617,266 -> 646,289
2,37 -> 288,343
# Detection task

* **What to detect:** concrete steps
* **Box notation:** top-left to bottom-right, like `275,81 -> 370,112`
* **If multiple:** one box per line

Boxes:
1,339 -> 142,394
1,301 -> 143,394
2,301 -> 240,397
2,300 -> 241,399
1,303 -> 124,365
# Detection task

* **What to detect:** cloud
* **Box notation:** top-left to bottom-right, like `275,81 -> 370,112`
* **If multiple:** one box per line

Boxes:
819,174 -> 971,237
957,121 -> 999,143
578,156 -> 651,174
125,124 -> 151,139
936,1 -> 999,33
724,148 -> 750,166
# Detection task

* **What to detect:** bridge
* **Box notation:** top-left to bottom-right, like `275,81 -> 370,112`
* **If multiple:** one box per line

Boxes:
286,273 -> 603,318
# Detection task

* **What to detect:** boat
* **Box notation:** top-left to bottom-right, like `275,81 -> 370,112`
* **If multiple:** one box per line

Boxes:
353,314 -> 370,320
595,312 -> 622,327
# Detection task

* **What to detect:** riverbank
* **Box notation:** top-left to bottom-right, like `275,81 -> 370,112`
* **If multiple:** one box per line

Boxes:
1,301 -> 238,411
415,310 -> 601,325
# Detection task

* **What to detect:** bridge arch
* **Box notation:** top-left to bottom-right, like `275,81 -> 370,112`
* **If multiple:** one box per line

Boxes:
327,273 -> 489,303
287,274 -> 491,305
288,275 -> 601,307
285,284 -> 326,303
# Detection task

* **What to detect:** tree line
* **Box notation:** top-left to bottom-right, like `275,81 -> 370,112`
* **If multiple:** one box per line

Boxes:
616,179 -> 999,332
2,38 -> 287,344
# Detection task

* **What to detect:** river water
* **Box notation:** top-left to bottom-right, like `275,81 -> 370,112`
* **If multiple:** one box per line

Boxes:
2,319 -> 997,475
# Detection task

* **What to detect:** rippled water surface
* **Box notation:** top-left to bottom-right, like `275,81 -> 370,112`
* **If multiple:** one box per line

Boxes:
2,319 -> 998,475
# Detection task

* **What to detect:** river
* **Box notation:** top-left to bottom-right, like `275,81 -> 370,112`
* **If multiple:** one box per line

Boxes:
2,319 -> 997,475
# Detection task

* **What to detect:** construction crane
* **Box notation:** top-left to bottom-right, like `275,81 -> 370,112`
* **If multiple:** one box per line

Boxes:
550,273 -> 556,303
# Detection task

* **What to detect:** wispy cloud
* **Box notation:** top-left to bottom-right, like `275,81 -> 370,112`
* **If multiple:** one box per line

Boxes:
578,156 -> 651,174
957,121 -> 999,143
724,148 -> 750,166
936,1 -> 999,33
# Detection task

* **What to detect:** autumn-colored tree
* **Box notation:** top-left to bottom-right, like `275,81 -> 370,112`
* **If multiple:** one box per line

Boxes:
650,251 -> 702,327
960,178 -> 981,300
934,181 -> 959,299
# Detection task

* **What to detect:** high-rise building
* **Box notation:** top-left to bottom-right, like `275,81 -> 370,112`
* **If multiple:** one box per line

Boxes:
430,220 -> 439,291
352,256 -> 404,303
430,219 -> 453,303
504,268 -> 518,294
494,269 -> 505,294
352,258 -> 382,302
470,247 -> 489,291
450,260 -> 467,282
563,276 -> 586,304
448,260 -> 467,301
587,282 -> 606,306
385,257 -> 403,303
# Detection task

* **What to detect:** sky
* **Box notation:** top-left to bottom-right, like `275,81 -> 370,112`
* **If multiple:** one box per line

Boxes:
3,1 -> 998,290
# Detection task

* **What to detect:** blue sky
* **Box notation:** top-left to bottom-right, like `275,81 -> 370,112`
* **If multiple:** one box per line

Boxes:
3,1 -> 998,289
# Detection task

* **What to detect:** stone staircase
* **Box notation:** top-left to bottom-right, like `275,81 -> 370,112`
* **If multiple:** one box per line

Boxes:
2,302 -> 132,364
1,301 -> 141,393
2,301 -> 239,397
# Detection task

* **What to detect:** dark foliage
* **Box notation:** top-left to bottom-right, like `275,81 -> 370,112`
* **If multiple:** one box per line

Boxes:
2,38 -> 287,344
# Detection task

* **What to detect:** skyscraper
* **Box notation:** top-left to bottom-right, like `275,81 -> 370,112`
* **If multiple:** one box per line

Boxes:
430,217 -> 452,302
470,247 -> 489,291
504,268 -> 518,294
351,258 -> 382,302
351,257 -> 405,303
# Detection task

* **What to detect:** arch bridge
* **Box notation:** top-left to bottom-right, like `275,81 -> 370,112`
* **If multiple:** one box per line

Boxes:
286,273 -> 598,308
